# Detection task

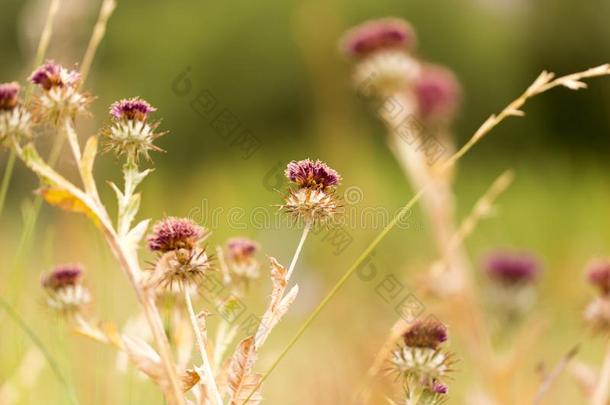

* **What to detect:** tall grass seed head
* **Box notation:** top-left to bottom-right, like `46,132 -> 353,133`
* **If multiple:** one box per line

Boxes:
415,64 -> 462,124
0,82 -> 32,146
103,97 -> 164,162
29,61 -> 89,123
147,217 -> 207,253
41,264 -> 91,314
340,18 -> 416,59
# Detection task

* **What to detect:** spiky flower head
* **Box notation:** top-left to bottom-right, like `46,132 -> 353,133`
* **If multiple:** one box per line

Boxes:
0,82 -> 20,110
352,49 -> 421,98
586,258 -> 610,296
41,264 -> 91,313
403,318 -> 448,350
225,237 -> 260,282
0,82 -> 32,147
340,18 -> 416,59
103,97 -> 164,162
150,247 -> 212,290
147,217 -> 207,253
285,159 -> 341,190
415,65 -> 461,124
484,251 -> 540,287
29,61 -> 89,123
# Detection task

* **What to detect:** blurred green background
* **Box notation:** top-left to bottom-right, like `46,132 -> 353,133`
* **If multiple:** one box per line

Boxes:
1,0 -> 610,403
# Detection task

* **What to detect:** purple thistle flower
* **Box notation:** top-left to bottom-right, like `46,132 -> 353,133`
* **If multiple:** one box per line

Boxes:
148,217 -> 206,253
484,250 -> 540,286
586,259 -> 610,296
403,318 -> 448,350
227,237 -> 258,262
41,264 -> 84,291
431,382 -> 448,394
285,159 -> 341,189
30,61 -> 80,90
341,18 -> 416,58
0,82 -> 20,110
110,97 -> 157,121
415,64 -> 461,123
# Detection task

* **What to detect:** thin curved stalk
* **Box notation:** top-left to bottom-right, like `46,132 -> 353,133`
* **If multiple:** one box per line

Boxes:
183,287 -> 223,405
286,221 -> 312,281
592,341 -> 610,405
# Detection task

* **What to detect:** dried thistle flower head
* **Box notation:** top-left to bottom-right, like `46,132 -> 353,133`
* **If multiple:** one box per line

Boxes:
353,49 -> 421,98
340,18 -> 416,59
281,159 -> 342,226
41,264 -> 91,313
0,82 -> 32,147
586,258 -> 610,296
103,97 -> 164,162
151,247 -> 212,290
29,61 -> 89,123
285,159 -> 341,190
0,82 -> 20,110
226,237 -> 260,282
403,318 -> 448,350
484,250 -> 540,287
415,64 -> 462,123
391,318 -> 453,403
147,217 -> 207,253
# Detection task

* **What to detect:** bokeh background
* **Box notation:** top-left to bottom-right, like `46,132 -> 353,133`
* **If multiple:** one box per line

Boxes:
1,0 -> 610,403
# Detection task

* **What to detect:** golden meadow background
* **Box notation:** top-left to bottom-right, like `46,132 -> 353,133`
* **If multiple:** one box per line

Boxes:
1,0 -> 610,403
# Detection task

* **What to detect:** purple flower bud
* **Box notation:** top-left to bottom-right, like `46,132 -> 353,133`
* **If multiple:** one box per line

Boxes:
30,61 -> 80,90
285,159 -> 341,189
432,382 -> 448,394
586,259 -> 610,296
110,97 -> 157,121
0,82 -> 20,110
341,18 -> 416,58
148,217 -> 206,253
41,264 -> 84,291
403,318 -> 448,350
484,250 -> 540,286
227,238 -> 258,262
415,64 -> 461,123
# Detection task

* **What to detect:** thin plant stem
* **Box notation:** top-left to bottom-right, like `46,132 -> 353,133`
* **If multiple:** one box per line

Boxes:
244,65 -> 610,402
534,345 -> 579,405
183,286 -> 223,405
79,0 -> 117,87
0,296 -> 78,405
286,221 -> 312,281
0,151 -> 17,216
592,341 -> 610,405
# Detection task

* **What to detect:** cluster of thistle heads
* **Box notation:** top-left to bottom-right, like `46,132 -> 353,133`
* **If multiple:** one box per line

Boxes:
0,60 -> 163,163
391,318 -> 453,404
340,18 -> 462,126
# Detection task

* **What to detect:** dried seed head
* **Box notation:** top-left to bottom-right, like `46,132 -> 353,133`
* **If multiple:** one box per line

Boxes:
152,247 -> 212,290
415,64 -> 461,123
353,49 -> 421,98
281,187 -> 340,226
29,61 -> 89,123
226,237 -> 260,282
30,61 -> 80,90
341,18 -> 416,59
586,258 -> 610,296
285,159 -> 341,190
147,217 -> 207,253
484,251 -> 540,287
403,318 -> 448,350
584,296 -> 610,334
0,82 -> 32,147
41,264 -> 91,313
110,97 -> 157,121
0,82 -> 20,110
103,97 -> 164,162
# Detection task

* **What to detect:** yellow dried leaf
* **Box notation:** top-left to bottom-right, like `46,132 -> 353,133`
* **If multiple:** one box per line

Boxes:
38,187 -> 100,226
